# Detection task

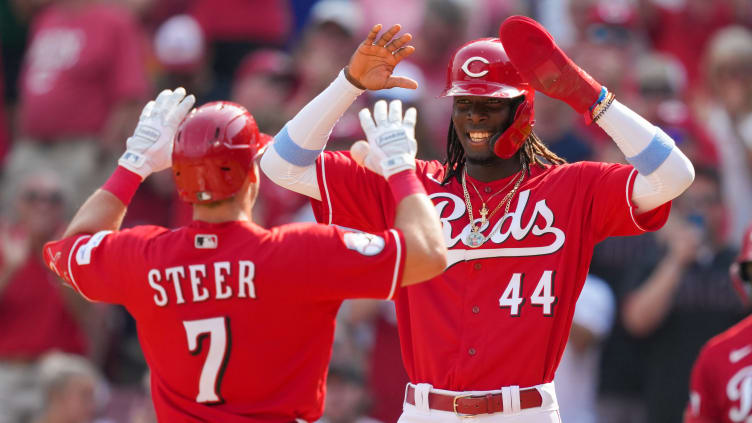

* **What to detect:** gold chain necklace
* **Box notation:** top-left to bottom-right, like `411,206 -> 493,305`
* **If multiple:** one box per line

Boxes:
466,173 -> 517,225
461,168 -> 525,248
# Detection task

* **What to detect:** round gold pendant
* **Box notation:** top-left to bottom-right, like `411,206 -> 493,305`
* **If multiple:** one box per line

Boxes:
465,231 -> 485,248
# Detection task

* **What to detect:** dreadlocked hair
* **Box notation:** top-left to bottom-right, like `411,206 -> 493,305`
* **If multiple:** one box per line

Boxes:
441,121 -> 567,185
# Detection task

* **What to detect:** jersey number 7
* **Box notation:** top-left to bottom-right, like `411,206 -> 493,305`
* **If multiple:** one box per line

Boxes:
183,317 -> 231,404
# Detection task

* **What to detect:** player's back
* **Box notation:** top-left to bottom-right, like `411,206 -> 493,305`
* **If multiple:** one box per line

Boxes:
50,218 -> 404,422
121,221 -> 336,421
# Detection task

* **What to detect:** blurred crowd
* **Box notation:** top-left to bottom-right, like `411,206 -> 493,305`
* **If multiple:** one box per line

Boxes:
0,0 -> 751,422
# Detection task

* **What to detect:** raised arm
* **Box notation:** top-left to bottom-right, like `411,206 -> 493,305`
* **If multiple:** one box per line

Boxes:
260,24 -> 417,200
356,99 -> 446,285
395,182 -> 447,285
61,88 -> 195,238
500,16 -> 694,213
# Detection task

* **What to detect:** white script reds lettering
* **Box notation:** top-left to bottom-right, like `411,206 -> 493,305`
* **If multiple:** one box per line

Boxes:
147,260 -> 256,306
727,366 -> 752,422
430,190 -> 566,266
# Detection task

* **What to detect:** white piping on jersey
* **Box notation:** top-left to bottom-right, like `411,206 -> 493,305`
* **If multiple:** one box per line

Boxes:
445,241 -> 566,268
321,154 -> 333,225
426,173 -> 443,185
67,235 -> 96,302
626,168 -> 649,232
386,229 -> 401,300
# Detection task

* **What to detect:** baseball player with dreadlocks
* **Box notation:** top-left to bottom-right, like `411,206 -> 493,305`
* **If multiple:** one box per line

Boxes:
262,17 -> 695,422
684,225 -> 752,423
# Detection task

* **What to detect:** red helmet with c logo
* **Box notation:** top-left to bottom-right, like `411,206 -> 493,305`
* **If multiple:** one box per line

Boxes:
172,101 -> 271,204
441,38 -> 535,159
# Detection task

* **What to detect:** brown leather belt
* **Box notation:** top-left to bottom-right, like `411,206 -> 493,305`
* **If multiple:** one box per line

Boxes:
405,384 -> 543,416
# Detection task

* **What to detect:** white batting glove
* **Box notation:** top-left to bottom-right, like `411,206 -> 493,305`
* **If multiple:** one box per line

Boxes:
351,99 -> 417,179
118,87 -> 196,179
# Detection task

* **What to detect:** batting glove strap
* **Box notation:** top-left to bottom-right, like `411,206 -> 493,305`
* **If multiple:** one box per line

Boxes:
118,147 -> 152,179
381,153 -> 416,179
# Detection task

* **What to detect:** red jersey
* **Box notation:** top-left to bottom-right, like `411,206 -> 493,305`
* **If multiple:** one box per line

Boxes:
0,254 -> 86,358
19,3 -> 148,140
190,0 -> 290,44
311,152 -> 670,390
686,315 -> 752,423
43,220 -> 405,422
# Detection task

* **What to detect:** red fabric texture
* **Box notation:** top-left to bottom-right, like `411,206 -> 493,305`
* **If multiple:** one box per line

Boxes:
102,166 -> 142,205
311,151 -> 671,390
649,4 -> 734,91
499,15 -> 602,114
685,315 -> 752,423
43,220 -> 405,422
189,0 -> 290,44
0,253 -> 86,358
387,169 -> 427,204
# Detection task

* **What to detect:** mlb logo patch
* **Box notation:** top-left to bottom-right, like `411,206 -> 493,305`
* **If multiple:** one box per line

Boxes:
195,234 -> 218,249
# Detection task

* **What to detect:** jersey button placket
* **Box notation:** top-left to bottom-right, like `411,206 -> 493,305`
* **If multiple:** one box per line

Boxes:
472,305 -> 480,314
473,262 -> 482,271
468,347 -> 476,356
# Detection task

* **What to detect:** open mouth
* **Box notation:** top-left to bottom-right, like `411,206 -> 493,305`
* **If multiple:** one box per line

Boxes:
467,131 -> 494,145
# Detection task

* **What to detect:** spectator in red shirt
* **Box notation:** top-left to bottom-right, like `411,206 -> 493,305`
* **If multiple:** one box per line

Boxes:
189,0 -> 292,100
0,171 -> 89,423
6,0 -> 149,209
646,0 -> 735,94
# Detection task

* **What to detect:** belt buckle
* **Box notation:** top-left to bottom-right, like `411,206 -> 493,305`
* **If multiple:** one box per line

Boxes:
452,394 -> 477,418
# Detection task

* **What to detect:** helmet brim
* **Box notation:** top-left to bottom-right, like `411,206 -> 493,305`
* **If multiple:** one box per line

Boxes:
440,81 -> 527,98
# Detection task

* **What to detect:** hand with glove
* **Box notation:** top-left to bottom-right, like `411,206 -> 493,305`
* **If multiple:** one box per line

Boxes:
499,15 -> 608,123
350,99 -> 418,179
118,87 -> 196,180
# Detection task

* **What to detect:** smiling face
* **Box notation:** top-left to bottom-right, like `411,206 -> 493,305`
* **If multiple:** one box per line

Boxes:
452,95 -> 516,164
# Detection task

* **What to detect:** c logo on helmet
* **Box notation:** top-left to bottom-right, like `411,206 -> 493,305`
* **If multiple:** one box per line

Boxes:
461,56 -> 490,78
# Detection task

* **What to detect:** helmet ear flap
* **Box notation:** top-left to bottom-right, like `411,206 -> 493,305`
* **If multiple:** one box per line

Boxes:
731,262 -> 752,307
246,163 -> 258,184
492,94 -> 535,159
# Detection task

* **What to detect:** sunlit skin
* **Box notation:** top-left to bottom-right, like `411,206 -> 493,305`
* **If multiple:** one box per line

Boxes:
451,96 -> 523,182
344,24 -> 526,182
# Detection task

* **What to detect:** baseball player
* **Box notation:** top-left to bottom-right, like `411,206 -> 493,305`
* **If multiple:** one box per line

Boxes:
42,84 -> 447,420
684,225 -> 752,423
261,17 -> 695,422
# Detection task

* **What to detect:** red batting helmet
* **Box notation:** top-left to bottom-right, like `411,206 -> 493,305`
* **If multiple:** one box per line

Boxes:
440,38 -> 535,158
172,101 -> 272,203
731,225 -> 752,306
